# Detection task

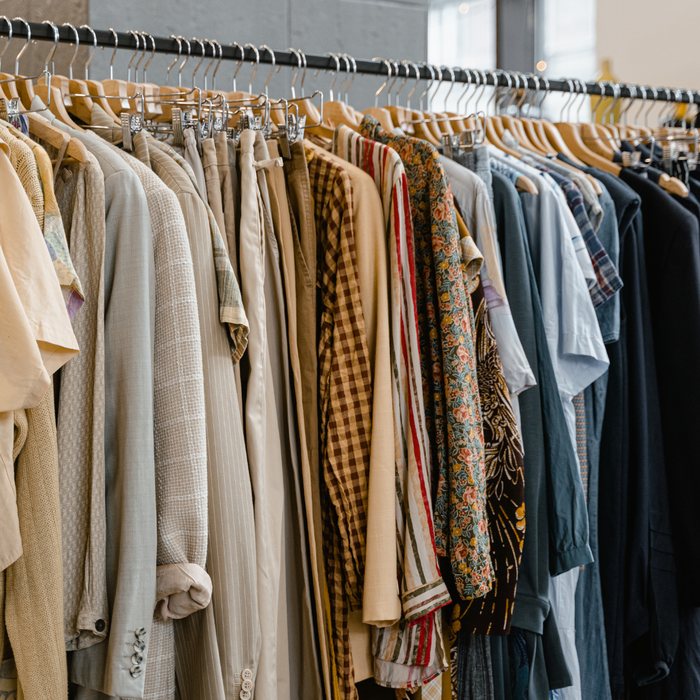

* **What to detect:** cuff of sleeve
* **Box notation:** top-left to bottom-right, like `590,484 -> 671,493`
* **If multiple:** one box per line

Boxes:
402,579 -> 453,624
552,543 -> 593,576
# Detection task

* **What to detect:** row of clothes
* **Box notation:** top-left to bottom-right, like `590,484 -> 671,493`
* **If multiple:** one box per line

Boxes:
0,87 -> 698,700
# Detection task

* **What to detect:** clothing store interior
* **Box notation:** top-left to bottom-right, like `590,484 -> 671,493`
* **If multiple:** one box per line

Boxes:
1,0 -> 699,698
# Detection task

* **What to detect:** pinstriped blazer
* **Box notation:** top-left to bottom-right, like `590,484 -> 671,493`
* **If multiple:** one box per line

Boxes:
146,136 -> 260,700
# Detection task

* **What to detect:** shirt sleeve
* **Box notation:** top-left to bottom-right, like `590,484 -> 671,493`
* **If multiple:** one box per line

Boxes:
0,149 -> 79,381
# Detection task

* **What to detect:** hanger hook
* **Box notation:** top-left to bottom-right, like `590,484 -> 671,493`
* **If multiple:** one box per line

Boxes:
141,32 -> 156,83
245,44 -> 260,94
574,78 -> 588,122
337,54 -> 350,103
429,64 -> 443,110
166,34 -> 181,85
618,84 -> 636,125
288,47 -> 302,98
560,78 -> 574,122
61,23 -> 79,81
323,52 -> 340,102
134,31 -> 149,82
229,42 -> 244,92
644,86 -> 658,128
386,58 -> 399,105
0,16 -> 12,72
12,18 -> 30,75
442,65 -> 455,111
80,24 -> 97,80
502,71 -> 517,112
487,70 -> 504,114
455,68 -> 471,114
417,62 -> 434,110
343,54 -> 357,105
41,20 -> 59,74
211,40 -> 223,90
515,72 -> 530,113
525,73 -> 540,116
126,30 -> 141,82
590,81 -> 607,121
405,60 -> 421,109
372,58 -> 392,108
474,70 -> 488,113
190,38 -> 206,87
202,39 -> 215,91
298,49 -> 308,97
633,85 -> 647,126
178,36 -> 191,88
505,72 -> 520,111
394,60 -> 410,108
260,45 -> 278,97
536,74 -> 550,113
602,82 -> 620,124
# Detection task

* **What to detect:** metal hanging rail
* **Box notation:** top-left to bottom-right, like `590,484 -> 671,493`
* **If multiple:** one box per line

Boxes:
1,18 -> 698,103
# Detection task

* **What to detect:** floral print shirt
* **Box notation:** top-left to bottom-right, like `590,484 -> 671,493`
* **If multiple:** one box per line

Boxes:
360,117 -> 492,600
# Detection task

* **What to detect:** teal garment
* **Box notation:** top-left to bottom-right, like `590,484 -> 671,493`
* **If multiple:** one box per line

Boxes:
492,170 -> 577,698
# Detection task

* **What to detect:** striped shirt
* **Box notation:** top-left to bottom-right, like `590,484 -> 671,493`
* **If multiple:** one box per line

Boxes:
522,158 -> 623,308
334,126 -> 452,688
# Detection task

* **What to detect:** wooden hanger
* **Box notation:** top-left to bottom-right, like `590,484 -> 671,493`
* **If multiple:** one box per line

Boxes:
24,112 -> 86,162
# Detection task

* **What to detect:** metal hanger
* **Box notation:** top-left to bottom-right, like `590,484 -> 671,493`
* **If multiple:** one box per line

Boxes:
202,39 -> 216,92
177,36 -> 191,88
244,44 -> 259,94
323,52 -> 339,102
229,41 -> 244,92
259,45 -> 279,97
343,54 -> 357,105
372,58 -> 392,108
141,32 -> 156,84
165,35 -> 181,85
417,62 -> 434,111
0,16 -> 11,73
211,40 -> 223,91
126,30 -> 141,83
404,61 -> 420,110
190,38 -> 206,88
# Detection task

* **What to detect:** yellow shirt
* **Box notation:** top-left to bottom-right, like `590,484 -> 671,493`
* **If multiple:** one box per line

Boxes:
0,147 -> 79,571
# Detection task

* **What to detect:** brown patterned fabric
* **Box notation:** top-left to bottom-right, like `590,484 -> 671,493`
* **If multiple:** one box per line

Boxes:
306,143 -> 373,700
455,281 -> 525,636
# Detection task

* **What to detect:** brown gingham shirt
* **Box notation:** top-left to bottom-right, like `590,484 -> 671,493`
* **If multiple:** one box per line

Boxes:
306,142 -> 373,700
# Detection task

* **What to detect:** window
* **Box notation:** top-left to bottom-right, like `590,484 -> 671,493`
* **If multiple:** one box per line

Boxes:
427,0 -> 496,112
537,0 -> 596,121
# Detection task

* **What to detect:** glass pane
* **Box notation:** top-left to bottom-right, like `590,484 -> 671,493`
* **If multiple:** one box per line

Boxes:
538,0 -> 596,121
428,0 -> 496,112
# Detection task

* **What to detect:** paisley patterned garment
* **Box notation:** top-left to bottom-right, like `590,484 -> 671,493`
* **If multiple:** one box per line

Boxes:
458,280 -> 525,635
360,117 -> 491,600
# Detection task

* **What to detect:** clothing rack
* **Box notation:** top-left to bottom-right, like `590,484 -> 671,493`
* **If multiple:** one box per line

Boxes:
2,18 -> 698,103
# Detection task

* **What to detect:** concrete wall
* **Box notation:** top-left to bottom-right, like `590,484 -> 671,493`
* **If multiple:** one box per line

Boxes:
0,0 -> 89,79
88,0 -> 430,109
